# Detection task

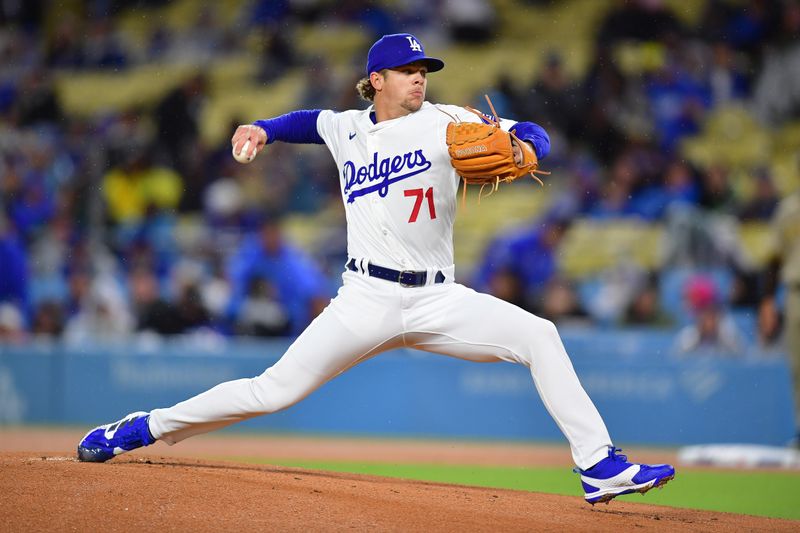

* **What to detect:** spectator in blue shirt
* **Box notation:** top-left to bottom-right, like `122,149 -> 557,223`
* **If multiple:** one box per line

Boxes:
225,214 -> 330,336
646,59 -> 711,153
630,159 -> 700,220
474,213 -> 571,310
0,214 -> 29,319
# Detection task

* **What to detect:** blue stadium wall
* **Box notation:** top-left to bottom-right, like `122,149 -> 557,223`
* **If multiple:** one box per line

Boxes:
0,330 -> 795,446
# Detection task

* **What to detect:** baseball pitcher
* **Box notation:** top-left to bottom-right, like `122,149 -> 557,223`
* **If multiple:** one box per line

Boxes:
77,33 -> 674,505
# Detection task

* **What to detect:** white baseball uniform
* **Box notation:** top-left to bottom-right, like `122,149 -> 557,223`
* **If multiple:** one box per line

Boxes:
148,102 -> 612,469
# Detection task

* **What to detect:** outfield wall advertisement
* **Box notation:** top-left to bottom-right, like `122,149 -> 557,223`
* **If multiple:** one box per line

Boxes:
0,332 -> 794,446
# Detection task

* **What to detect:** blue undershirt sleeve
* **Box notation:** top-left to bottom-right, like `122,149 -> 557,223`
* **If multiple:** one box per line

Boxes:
253,109 -> 325,145
510,122 -> 551,160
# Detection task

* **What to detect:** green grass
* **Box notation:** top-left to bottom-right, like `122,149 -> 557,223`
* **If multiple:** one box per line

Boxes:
229,457 -> 800,521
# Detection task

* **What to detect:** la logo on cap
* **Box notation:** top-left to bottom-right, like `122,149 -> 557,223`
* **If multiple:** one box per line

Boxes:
405,36 -> 422,52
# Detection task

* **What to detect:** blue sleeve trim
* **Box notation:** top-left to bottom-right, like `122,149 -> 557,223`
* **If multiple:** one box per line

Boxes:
511,122 -> 550,160
253,109 -> 325,145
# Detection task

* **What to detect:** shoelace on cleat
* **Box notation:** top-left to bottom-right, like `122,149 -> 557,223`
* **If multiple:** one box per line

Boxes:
573,446 -> 629,474
607,447 -> 628,463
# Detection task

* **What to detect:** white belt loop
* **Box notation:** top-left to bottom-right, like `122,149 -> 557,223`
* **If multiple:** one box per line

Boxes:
427,267 -> 438,286
441,265 -> 455,283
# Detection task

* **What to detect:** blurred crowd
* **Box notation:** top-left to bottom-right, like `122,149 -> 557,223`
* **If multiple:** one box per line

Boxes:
0,0 -> 798,357
474,0 -> 799,357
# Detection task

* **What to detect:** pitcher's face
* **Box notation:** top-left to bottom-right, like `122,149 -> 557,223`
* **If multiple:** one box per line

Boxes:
373,62 -> 428,113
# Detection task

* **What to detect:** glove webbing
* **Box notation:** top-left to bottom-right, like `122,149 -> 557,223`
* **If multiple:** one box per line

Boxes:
451,95 -> 549,205
464,95 -> 548,187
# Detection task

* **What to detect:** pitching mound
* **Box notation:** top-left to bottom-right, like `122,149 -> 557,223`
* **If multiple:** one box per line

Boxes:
1,452 -> 796,532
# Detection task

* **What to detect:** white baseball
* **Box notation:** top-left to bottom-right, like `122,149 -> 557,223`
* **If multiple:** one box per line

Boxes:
233,140 -> 255,164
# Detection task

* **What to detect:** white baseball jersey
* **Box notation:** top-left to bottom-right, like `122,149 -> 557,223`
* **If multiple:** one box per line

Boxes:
316,102 -> 517,271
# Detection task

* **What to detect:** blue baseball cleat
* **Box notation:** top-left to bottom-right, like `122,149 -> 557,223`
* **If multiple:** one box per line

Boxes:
576,447 -> 675,504
77,411 -> 156,463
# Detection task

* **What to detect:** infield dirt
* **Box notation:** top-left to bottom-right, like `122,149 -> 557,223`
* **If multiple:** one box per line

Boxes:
1,428 -> 796,532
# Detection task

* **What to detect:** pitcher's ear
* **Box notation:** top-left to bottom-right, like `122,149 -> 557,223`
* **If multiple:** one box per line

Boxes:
370,71 -> 384,91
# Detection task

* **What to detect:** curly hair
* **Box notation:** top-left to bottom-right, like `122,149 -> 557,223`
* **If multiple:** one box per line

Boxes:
356,76 -> 376,102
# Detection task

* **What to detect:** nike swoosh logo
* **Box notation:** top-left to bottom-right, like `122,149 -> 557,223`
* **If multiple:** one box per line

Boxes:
581,465 -> 641,490
349,132 -> 356,140
103,414 -> 136,439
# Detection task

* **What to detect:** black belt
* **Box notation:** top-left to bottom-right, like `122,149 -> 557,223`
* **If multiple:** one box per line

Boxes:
346,259 -> 445,287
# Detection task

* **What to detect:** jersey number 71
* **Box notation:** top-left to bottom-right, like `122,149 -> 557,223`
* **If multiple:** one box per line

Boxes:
404,187 -> 436,223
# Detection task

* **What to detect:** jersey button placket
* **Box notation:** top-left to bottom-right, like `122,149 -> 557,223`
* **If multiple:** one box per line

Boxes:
367,133 -> 379,212
369,134 -> 390,238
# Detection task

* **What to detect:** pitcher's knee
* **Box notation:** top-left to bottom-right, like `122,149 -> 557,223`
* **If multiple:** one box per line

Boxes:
523,315 -> 560,342
248,371 -> 315,414
516,316 -> 562,365
539,317 -> 561,341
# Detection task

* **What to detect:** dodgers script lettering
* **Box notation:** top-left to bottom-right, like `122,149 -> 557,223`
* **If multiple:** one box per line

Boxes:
343,149 -> 432,203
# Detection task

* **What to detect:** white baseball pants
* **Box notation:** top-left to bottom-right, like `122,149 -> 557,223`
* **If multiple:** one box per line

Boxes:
148,270 -> 612,469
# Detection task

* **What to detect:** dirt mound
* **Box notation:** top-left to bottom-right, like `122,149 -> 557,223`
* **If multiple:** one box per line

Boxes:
1,452 -> 795,532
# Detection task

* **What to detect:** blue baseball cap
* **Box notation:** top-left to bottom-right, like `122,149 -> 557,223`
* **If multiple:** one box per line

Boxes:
366,33 -> 445,75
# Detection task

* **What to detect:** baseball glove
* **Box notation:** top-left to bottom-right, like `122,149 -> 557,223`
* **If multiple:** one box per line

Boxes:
445,95 -> 547,200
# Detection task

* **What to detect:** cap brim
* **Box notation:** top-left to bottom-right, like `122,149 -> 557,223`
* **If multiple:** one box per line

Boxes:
380,57 -> 444,73
420,57 -> 444,72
